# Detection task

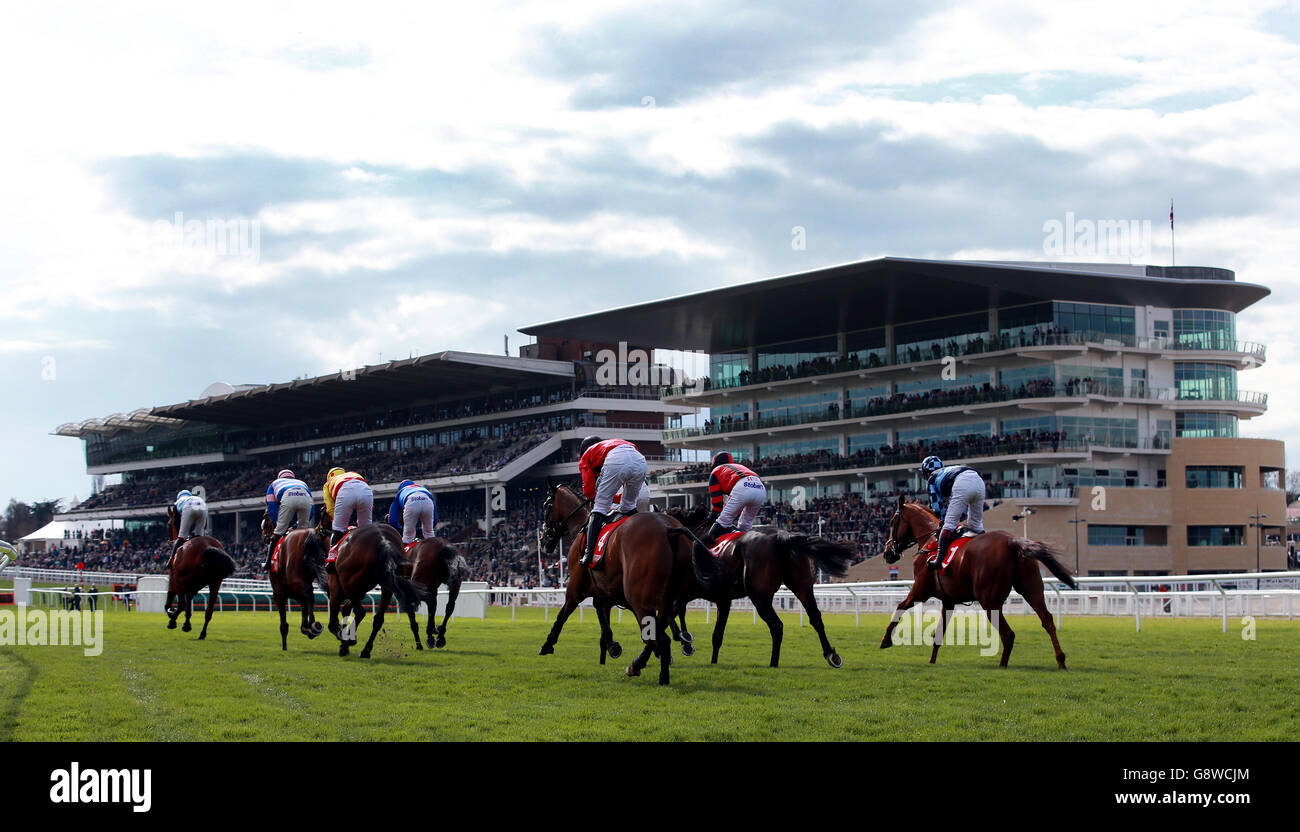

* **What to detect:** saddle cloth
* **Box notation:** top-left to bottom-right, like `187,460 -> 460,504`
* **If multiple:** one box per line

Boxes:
925,531 -> 977,571
709,531 -> 745,557
589,515 -> 634,565
270,536 -> 287,574
404,540 -> 421,554
327,527 -> 356,564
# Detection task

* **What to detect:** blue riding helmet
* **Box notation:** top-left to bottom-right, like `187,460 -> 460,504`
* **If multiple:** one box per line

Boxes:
920,456 -> 943,477
176,490 -> 192,501
398,479 -> 415,490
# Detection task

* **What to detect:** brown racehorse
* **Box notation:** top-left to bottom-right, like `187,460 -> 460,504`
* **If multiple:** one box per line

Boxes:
672,505 -> 854,669
538,479 -> 690,685
319,511 -> 426,658
164,506 -> 236,639
403,537 -> 467,648
879,495 -> 1076,668
260,513 -> 329,650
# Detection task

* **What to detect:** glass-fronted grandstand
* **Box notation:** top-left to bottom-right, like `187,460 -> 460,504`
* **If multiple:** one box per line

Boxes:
522,257 -> 1287,580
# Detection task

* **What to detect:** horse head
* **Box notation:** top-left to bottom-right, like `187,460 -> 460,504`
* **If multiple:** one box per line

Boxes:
883,494 -> 938,563
541,476 -> 587,554
166,506 -> 179,541
260,512 -> 274,542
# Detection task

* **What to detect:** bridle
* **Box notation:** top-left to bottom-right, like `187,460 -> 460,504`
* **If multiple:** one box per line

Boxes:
883,503 -> 939,561
542,485 -> 590,553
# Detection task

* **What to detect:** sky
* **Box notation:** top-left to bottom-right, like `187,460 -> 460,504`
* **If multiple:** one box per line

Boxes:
3,0 -> 1300,510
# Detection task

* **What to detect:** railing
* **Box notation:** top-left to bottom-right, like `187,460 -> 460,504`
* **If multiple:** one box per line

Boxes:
11,572 -> 1299,634
660,331 -> 1267,399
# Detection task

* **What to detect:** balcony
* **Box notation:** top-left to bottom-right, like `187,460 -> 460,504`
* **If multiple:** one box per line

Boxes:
660,330 -> 1267,405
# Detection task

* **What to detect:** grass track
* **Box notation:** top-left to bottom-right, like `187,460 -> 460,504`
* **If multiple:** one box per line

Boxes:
1,606 -> 1296,741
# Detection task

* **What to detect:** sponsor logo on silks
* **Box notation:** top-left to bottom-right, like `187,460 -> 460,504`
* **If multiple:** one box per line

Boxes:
49,762 -> 151,813
709,531 -> 745,557
742,480 -> 763,488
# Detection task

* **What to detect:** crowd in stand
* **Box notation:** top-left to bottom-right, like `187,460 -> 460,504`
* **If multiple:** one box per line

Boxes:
73,432 -> 551,511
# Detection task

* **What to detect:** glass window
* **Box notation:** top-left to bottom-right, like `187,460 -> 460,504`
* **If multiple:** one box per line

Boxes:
1187,525 -> 1245,546
894,311 -> 990,364
1088,525 -> 1146,546
1174,362 -> 1237,401
845,328 -> 887,368
1176,412 -> 1237,438
1174,309 -> 1235,351
1185,466 -> 1244,488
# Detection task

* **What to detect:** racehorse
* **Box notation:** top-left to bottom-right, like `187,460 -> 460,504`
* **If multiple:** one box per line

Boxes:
260,513 -> 330,650
879,494 -> 1075,668
164,506 -> 236,639
538,479 -> 690,685
318,510 -> 426,658
672,505 -> 854,669
403,537 -> 467,648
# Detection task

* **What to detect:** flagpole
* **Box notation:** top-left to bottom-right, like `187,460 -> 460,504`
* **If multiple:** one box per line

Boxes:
1170,198 -> 1175,266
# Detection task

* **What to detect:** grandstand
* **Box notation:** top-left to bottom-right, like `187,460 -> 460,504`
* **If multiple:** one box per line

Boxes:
524,257 -> 1288,580
51,350 -> 693,583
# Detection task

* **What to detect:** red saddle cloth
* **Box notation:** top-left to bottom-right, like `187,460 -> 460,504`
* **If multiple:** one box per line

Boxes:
926,534 -> 975,571
588,515 -> 634,566
404,540 -> 420,554
270,536 -> 287,574
327,527 -> 356,563
709,531 -> 745,557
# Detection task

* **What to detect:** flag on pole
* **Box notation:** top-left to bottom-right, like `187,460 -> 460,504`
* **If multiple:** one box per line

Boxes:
1170,199 -> 1174,228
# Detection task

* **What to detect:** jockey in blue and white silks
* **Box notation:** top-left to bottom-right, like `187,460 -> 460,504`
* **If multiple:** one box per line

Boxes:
388,480 -> 437,545
921,455 -> 985,569
264,469 -> 313,570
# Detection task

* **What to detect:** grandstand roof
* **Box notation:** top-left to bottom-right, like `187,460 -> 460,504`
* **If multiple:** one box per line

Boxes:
520,257 -> 1269,353
53,409 -> 188,438
134,351 -> 574,428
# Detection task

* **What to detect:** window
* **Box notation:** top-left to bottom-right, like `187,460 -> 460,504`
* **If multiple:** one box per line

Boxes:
1176,412 -> 1238,438
1154,320 -> 1170,339
756,336 -> 838,372
1053,302 -> 1136,342
894,311 -> 989,364
1174,362 -> 1237,401
1185,466 -> 1244,488
845,328 -> 887,368
1088,525 -> 1149,546
1187,525 -> 1245,546
1174,309 -> 1235,350
709,351 -> 750,387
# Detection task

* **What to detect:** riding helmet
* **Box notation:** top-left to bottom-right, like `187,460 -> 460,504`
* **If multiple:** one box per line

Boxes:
712,451 -> 733,467
277,469 -> 294,479
920,455 -> 943,476
578,436 -> 602,457
176,489 -> 191,501
327,467 -> 345,479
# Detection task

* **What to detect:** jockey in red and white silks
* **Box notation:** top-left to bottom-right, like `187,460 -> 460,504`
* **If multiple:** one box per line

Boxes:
704,451 -> 766,544
576,436 -> 647,567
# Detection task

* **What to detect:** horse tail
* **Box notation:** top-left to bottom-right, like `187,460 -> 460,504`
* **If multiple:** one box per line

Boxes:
1014,538 -> 1078,589
380,532 -> 426,610
669,527 -> 728,592
780,532 -> 855,578
202,547 -> 236,580
300,532 -> 330,596
440,544 -> 468,591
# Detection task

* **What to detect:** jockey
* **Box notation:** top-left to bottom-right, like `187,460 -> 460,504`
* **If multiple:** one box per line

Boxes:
171,489 -> 208,561
576,435 -> 647,568
388,479 -> 437,545
264,468 -> 313,570
703,451 -> 766,545
921,455 -> 986,569
323,467 -> 373,563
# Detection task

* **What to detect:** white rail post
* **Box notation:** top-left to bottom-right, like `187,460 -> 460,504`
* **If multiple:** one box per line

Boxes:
1215,579 -> 1227,634
1128,581 -> 1140,632
1050,583 -> 1063,628
847,587 -> 859,627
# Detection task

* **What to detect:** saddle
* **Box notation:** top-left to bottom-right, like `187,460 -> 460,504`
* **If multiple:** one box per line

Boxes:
270,536 -> 287,574
708,531 -> 744,557
586,515 -> 634,566
327,527 -> 357,563
925,530 -> 980,571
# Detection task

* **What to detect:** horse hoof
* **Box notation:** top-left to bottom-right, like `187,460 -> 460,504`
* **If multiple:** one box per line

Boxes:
681,642 -> 695,657
166,620 -> 176,630
339,645 -> 349,657
608,642 -> 622,659
538,643 -> 554,656
197,632 -> 206,641
828,652 -> 843,669
625,665 -> 641,677
428,636 -> 438,649
359,650 -> 371,659
435,636 -> 446,648
181,623 -> 192,632
680,631 -> 694,645
878,639 -> 892,649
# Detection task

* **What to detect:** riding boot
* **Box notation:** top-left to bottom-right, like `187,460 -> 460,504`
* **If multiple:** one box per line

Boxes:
930,528 -> 954,570
264,534 -> 281,572
577,512 -> 607,568
702,521 -> 731,547
169,537 -> 184,568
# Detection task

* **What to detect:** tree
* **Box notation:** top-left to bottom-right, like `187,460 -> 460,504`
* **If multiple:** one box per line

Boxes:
2,500 -> 36,541
1287,470 -> 1300,505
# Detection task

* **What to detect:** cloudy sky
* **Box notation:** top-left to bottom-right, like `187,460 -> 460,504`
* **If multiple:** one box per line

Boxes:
3,0 -> 1300,509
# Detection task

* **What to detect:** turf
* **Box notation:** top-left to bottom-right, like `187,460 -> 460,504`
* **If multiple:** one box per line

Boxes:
0,605 -> 1296,741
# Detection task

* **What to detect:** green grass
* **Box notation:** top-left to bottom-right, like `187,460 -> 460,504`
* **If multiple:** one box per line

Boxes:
0,606 -> 1297,741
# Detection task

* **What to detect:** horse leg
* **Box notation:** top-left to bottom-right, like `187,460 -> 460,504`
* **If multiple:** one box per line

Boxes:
360,588 -> 390,659
672,597 -> 694,656
656,609 -> 671,686
182,594 -> 194,632
986,605 -> 1015,667
425,583 -> 439,648
538,592 -> 581,655
436,582 -> 458,648
275,589 -> 289,651
1019,574 -> 1067,669
790,569 -> 842,668
165,591 -> 178,629
751,595 -> 784,668
198,583 -> 218,640
880,587 -> 925,649
930,601 -> 953,664
404,594 -> 423,652
710,600 -> 731,664
595,602 -> 614,665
